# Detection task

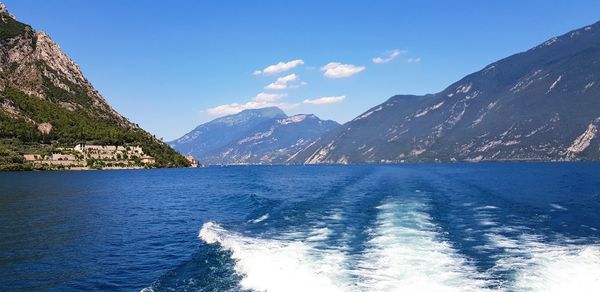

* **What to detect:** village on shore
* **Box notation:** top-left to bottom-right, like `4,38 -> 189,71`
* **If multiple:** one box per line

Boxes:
23,144 -> 199,170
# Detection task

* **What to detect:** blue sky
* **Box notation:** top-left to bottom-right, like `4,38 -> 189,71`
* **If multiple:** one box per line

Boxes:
4,0 -> 600,140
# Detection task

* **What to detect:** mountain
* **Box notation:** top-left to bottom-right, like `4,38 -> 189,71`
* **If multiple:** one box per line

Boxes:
0,3 -> 189,169
171,107 -> 287,158
289,21 -> 600,164
170,107 -> 339,165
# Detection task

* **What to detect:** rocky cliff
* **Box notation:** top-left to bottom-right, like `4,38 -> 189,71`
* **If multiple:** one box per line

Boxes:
0,3 -> 189,169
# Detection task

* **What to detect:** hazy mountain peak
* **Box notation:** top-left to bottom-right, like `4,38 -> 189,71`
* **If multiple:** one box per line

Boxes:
238,106 -> 286,118
212,107 -> 287,127
170,108 -> 339,165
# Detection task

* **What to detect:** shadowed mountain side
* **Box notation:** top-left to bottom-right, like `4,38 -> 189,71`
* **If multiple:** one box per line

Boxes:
289,21 -> 600,164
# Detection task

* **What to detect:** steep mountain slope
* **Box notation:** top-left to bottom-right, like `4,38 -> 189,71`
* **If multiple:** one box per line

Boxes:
0,4 -> 189,169
290,21 -> 600,164
170,107 -> 339,165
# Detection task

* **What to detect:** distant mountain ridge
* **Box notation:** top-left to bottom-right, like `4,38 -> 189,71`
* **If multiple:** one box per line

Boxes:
289,20 -> 600,164
170,107 -> 339,165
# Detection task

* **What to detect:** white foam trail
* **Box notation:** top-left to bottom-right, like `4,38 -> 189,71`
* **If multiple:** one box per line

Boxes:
475,205 -> 499,211
327,209 -> 344,221
307,227 -> 332,242
549,203 -> 568,211
250,213 -> 269,223
470,202 -> 600,291
199,222 -> 350,292
488,233 -> 600,291
357,200 -> 492,292
514,245 -> 600,291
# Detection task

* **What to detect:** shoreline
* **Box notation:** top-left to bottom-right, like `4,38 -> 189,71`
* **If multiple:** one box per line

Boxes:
3,159 -> 600,172
0,165 -> 199,172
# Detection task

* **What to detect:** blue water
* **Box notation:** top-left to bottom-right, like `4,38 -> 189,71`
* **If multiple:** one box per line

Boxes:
1,164 -> 600,291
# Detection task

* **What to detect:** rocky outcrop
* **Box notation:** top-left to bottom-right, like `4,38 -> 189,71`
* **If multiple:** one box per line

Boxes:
0,3 -> 14,19
0,5 -> 130,126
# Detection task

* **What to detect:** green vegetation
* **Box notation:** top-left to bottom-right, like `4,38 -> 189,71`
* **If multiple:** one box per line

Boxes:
0,146 -> 27,170
0,87 -> 189,170
0,16 -> 29,40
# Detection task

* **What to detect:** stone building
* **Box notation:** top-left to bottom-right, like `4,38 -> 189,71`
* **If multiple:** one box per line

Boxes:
23,144 -> 156,168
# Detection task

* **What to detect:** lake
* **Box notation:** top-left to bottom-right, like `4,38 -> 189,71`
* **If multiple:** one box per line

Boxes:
1,164 -> 599,291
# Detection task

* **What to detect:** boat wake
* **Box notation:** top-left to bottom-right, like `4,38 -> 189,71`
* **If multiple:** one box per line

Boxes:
199,206 -> 600,291
200,222 -> 349,292
355,199 -> 491,291
487,233 -> 600,291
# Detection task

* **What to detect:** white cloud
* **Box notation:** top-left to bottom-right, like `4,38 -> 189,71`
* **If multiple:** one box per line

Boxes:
254,59 -> 304,75
207,94 -> 346,116
253,92 -> 287,102
207,100 -> 303,116
372,50 -> 405,64
303,95 -> 346,105
407,57 -> 421,63
207,101 -> 269,116
265,73 -> 298,90
206,92 -> 289,116
321,62 -> 365,78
